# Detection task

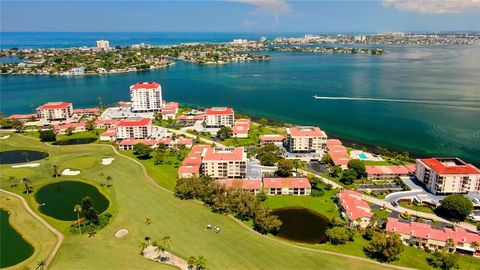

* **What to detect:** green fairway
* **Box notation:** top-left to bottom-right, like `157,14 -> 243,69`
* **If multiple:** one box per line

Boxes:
2,133 -> 478,270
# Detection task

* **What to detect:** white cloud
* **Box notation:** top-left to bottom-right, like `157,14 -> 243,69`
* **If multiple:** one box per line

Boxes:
383,0 -> 480,14
231,0 -> 291,26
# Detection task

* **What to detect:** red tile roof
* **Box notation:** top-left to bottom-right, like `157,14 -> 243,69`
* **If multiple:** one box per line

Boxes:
176,138 -> 193,145
232,122 -> 250,134
386,217 -> 480,244
337,190 -> 373,220
130,82 -> 160,90
73,108 -> 100,114
202,147 -> 245,161
100,129 -> 117,137
259,134 -> 285,142
53,121 -> 85,131
216,179 -> 262,190
287,126 -> 326,137
327,139 -> 343,148
420,158 -> 480,175
205,107 -> 234,115
37,102 -> 72,110
117,118 -> 151,127
119,139 -> 157,146
263,177 -> 311,189
182,145 -> 211,166
178,165 -> 200,174
8,114 -> 37,120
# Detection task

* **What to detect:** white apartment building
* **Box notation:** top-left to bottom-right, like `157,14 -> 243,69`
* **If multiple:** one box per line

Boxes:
130,82 -> 163,113
415,158 -> 480,195
285,126 -> 328,153
116,117 -> 152,139
204,107 -> 234,128
36,102 -> 73,121
96,40 -> 110,50
201,147 -> 247,179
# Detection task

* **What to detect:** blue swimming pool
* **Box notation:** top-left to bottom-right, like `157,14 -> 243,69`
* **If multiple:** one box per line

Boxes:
358,153 -> 368,160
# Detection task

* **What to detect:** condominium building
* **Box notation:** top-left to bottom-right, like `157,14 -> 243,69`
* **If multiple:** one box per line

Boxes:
337,190 -> 373,229
366,165 -> 416,180
415,158 -> 480,194
96,40 -> 110,50
285,126 -> 328,153
204,107 -> 234,127
259,134 -> 285,146
263,177 -> 311,196
232,119 -> 250,138
116,117 -> 152,139
200,147 -> 247,179
36,102 -> 73,121
215,179 -> 262,195
130,82 -> 163,112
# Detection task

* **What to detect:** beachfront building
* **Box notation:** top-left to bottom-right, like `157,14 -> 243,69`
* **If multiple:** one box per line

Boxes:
285,126 -> 328,153
232,119 -> 250,138
259,134 -> 285,146
161,102 -> 179,120
130,82 -> 163,113
337,190 -> 373,229
176,114 -> 204,125
415,158 -> 480,194
326,139 -> 350,169
96,40 -> 110,50
366,165 -> 416,180
201,147 -> 247,179
216,179 -> 262,195
36,102 -> 73,121
386,217 -> 480,254
263,177 -> 311,196
116,117 -> 152,139
204,107 -> 234,128
95,119 -> 119,129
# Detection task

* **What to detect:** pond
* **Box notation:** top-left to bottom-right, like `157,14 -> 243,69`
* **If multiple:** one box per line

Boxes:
0,150 -> 48,164
52,138 -> 96,145
35,181 -> 109,221
0,209 -> 34,268
271,207 -> 330,244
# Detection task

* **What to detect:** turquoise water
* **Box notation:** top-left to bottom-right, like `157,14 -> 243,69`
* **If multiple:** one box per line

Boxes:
1,33 -> 479,164
0,209 -> 34,268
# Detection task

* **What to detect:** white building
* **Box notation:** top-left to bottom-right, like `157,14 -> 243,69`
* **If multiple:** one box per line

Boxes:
36,102 -> 73,121
96,40 -> 110,50
201,147 -> 247,179
116,117 -> 152,139
204,107 -> 234,128
130,82 -> 163,113
263,177 -> 311,196
285,126 -> 328,153
415,158 -> 480,195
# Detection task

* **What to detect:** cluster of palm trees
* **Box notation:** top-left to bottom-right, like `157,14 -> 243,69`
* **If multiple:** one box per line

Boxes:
98,173 -> 113,188
21,177 -> 33,194
187,256 -> 207,270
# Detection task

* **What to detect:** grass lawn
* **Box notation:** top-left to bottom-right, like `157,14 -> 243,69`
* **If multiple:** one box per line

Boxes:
398,201 -> 436,214
0,191 -> 58,270
2,134 -> 478,270
262,190 -> 340,220
372,208 -> 392,219
55,129 -> 104,142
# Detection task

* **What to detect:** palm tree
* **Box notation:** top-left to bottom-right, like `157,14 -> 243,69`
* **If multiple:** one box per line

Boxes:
352,143 -> 357,150
446,237 -> 455,252
292,159 -> 301,173
470,241 -> 480,269
8,176 -> 17,187
195,256 -> 207,270
74,205 -> 83,235
105,175 -> 113,187
145,218 -> 152,244
21,178 -> 32,194
187,256 -> 196,270
139,241 -> 148,255
35,260 -> 46,270
162,234 -> 172,249
22,151 -> 30,162
52,164 -> 60,177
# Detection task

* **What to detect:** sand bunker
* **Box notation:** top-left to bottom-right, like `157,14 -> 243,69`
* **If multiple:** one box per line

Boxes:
102,158 -> 115,165
61,168 -> 80,176
0,135 -> 10,140
12,163 -> 40,168
114,228 -> 129,238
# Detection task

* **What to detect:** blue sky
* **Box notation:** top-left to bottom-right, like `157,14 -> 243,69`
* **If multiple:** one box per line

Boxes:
1,1 -> 479,32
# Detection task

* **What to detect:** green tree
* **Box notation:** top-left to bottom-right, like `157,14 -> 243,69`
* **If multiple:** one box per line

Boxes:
132,143 -> 153,159
256,144 -> 282,166
217,126 -> 232,140
85,119 -> 95,131
437,194 -> 473,221
195,256 -> 207,270
162,234 -> 172,249
276,159 -> 293,177
21,177 -> 33,194
11,119 -> 24,133
347,159 -> 366,178
427,251 -> 459,270
258,118 -> 268,130
340,169 -> 357,185
364,232 -> 404,262
325,227 -> 350,245
65,127 -> 74,136
35,260 -> 46,270
253,206 -> 282,234
84,208 -> 99,225
81,196 -> 94,211
52,164 -> 60,177
39,129 -> 56,142
329,165 -> 342,178
321,153 -> 331,164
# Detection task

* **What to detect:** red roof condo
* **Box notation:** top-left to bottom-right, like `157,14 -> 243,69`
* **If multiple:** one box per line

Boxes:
130,82 -> 160,90
205,107 -> 234,115
117,117 -> 151,127
37,102 -> 72,110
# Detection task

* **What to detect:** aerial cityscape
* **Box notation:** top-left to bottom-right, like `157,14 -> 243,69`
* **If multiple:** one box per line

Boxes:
0,1 -> 479,270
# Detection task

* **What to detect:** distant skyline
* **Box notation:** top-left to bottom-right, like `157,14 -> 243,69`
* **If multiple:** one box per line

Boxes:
1,1 -> 479,32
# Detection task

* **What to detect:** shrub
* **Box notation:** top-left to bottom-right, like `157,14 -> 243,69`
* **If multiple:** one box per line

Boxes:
311,189 -> 325,197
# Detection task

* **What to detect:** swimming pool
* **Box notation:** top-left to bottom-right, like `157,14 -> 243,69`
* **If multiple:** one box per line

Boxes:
358,153 -> 368,160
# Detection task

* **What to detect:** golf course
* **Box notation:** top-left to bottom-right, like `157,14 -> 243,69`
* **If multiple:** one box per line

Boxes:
0,133 -> 477,270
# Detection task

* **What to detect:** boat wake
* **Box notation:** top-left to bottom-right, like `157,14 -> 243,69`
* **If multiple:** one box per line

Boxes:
312,95 -> 480,109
